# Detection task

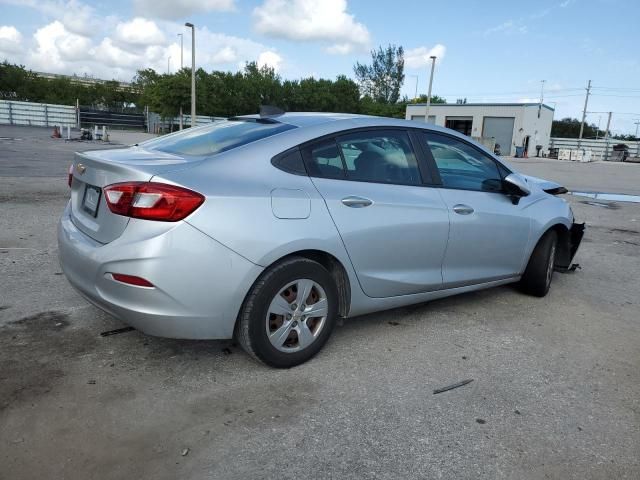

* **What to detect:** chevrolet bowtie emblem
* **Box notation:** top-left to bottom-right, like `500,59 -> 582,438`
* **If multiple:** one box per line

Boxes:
76,163 -> 86,174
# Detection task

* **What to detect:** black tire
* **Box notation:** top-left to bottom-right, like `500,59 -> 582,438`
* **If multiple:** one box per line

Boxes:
519,230 -> 558,297
235,256 -> 338,368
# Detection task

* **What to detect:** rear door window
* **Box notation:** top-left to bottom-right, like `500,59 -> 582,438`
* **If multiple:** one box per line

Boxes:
141,119 -> 296,156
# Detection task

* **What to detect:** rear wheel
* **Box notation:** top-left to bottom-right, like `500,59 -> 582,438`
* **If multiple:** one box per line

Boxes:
519,230 -> 557,297
235,257 -> 338,368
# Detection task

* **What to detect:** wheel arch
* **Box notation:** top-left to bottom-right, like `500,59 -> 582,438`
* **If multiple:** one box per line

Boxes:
530,222 -> 572,270
241,249 -> 352,322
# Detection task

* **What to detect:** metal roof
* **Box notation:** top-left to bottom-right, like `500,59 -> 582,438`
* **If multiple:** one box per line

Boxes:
407,102 -> 555,111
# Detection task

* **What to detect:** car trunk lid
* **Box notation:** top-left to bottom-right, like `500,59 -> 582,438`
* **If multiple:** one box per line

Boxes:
69,147 -> 199,243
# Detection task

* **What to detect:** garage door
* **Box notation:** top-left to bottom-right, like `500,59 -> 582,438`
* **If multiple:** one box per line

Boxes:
482,117 -> 514,156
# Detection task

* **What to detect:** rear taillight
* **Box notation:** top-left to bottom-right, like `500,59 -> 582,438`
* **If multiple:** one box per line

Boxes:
68,163 -> 73,187
103,182 -> 204,222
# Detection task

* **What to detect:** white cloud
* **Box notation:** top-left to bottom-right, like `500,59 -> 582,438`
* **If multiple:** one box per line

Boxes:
404,44 -> 446,69
133,0 -> 236,20
253,0 -> 370,54
115,18 -> 165,47
187,27 -> 283,72
29,21 -> 94,71
257,50 -> 282,71
0,1 -> 284,80
484,19 -> 528,36
1,0 -> 100,37
60,0 -> 99,36
0,25 -> 23,54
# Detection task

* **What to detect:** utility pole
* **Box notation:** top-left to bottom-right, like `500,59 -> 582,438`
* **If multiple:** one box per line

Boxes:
185,22 -> 196,128
178,33 -> 184,130
578,79 -> 591,148
634,120 -> 640,158
538,79 -> 545,118
604,111 -> 612,140
425,56 -> 437,124
604,111 -> 612,161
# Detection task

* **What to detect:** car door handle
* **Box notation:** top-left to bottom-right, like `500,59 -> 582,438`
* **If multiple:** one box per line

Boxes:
453,204 -> 474,215
341,196 -> 373,208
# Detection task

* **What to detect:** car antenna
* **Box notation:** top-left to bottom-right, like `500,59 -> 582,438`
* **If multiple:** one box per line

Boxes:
259,105 -> 285,117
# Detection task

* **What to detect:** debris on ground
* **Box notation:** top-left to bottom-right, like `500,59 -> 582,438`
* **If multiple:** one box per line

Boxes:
433,379 -> 474,395
476,418 -> 487,424
181,448 -> 190,457
100,326 -> 135,337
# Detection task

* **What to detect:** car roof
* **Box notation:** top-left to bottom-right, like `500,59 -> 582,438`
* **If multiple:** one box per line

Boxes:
234,112 -> 371,127
234,111 -> 459,134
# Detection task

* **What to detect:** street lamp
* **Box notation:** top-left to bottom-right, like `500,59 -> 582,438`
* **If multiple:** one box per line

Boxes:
425,56 -> 437,124
185,22 -> 196,127
177,33 -> 184,130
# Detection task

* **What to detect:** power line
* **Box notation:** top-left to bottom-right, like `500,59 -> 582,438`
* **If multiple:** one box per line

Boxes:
590,93 -> 640,98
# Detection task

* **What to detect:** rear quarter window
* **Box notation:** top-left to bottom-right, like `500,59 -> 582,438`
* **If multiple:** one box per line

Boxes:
141,119 -> 296,156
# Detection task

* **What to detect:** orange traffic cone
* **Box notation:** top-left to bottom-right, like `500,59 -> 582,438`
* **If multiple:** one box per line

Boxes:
51,126 -> 61,138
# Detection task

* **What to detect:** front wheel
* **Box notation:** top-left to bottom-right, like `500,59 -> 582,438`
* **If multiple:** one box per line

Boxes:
519,230 -> 557,297
235,257 -> 338,368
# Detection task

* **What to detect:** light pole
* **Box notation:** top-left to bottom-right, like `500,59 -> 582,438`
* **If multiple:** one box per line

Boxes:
425,56 -> 437,124
185,22 -> 196,128
178,33 -> 184,130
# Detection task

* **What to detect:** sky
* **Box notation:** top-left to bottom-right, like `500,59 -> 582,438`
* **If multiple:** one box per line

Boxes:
0,0 -> 639,134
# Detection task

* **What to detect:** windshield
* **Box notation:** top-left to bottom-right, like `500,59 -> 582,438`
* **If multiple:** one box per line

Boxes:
141,119 -> 296,156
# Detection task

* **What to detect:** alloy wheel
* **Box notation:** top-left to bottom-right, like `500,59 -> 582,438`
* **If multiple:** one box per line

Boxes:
265,279 -> 329,353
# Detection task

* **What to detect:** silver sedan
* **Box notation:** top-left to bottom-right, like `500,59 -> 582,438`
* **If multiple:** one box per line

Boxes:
58,113 -> 584,367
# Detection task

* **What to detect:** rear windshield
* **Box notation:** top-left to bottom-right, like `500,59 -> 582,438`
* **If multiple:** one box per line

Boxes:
141,119 -> 296,156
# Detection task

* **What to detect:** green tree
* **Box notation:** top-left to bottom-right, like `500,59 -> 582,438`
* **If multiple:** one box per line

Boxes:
408,94 -> 446,105
354,44 -> 405,104
551,117 -> 604,139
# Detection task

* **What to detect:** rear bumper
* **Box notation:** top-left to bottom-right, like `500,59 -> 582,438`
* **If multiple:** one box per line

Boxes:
57,202 -> 263,339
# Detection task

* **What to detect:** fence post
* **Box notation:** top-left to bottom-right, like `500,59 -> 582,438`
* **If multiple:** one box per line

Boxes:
8,101 -> 13,124
44,104 -> 49,127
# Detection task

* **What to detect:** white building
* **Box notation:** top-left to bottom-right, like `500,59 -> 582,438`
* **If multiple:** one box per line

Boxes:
405,103 -> 554,157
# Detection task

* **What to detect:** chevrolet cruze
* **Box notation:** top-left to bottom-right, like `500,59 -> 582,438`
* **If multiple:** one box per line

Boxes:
58,113 -> 584,367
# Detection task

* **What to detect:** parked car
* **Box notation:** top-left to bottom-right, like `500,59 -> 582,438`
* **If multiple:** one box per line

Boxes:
58,113 -> 584,368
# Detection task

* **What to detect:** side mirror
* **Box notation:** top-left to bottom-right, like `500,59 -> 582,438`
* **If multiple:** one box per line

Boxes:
504,173 -> 531,197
